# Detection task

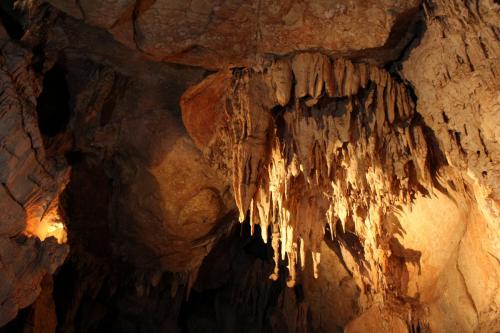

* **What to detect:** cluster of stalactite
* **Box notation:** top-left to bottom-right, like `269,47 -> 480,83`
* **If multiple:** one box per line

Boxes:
225,53 -> 433,293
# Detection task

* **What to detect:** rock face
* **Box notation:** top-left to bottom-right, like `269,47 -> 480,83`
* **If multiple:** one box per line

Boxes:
0,0 -> 498,332
46,0 -> 421,68
180,50 -> 499,331
402,1 -> 500,330
0,24 -> 68,326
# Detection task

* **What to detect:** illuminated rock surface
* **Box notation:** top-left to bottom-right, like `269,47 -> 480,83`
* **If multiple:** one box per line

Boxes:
0,0 -> 498,332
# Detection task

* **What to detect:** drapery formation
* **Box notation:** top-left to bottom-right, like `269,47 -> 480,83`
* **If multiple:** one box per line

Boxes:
219,54 -> 432,297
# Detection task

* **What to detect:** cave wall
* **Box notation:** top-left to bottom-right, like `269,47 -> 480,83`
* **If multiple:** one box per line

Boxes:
0,10 -> 68,325
402,1 -> 499,330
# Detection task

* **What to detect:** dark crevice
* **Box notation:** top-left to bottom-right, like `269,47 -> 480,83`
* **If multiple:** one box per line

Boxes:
180,223 -> 287,333
345,4 -> 425,66
382,2 -> 427,100
53,263 -> 79,330
442,112 -> 449,123
0,305 -> 32,333
385,10 -> 427,75
419,119 -> 451,195
334,220 -> 365,266
0,1 -> 25,40
32,44 -> 46,73
100,75 -> 126,127
243,225 -> 273,261
36,61 -> 71,139
65,150 -> 84,166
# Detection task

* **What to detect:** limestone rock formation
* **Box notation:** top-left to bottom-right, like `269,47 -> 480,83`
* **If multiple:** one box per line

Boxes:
179,17 -> 499,328
181,52 -> 489,330
0,0 -> 498,332
45,0 -> 421,68
402,1 -> 500,330
0,25 -> 68,326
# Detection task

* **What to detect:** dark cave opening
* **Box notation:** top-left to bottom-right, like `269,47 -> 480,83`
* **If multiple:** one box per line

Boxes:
53,263 -> 79,331
45,216 -> 290,333
179,223 -> 287,333
36,62 -> 71,139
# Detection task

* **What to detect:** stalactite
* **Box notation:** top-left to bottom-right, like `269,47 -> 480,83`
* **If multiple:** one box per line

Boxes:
224,53 -> 431,294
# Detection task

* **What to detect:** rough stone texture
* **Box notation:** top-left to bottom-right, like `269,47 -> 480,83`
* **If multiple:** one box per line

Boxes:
181,71 -> 231,150
0,27 -> 68,325
0,0 -> 498,332
404,0 -> 499,203
1,3 -> 229,325
402,0 -> 500,330
0,38 -> 68,239
0,237 -> 67,326
49,17 -> 236,279
180,49 -> 499,331
0,273 -> 58,332
46,0 -> 421,68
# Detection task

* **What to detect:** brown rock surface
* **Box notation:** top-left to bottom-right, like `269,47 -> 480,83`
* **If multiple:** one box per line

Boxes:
180,49 -> 499,331
0,0 -> 498,332
0,237 -> 67,326
47,0 -> 421,68
50,21 -> 235,278
0,28 -> 69,325
401,0 -> 500,330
